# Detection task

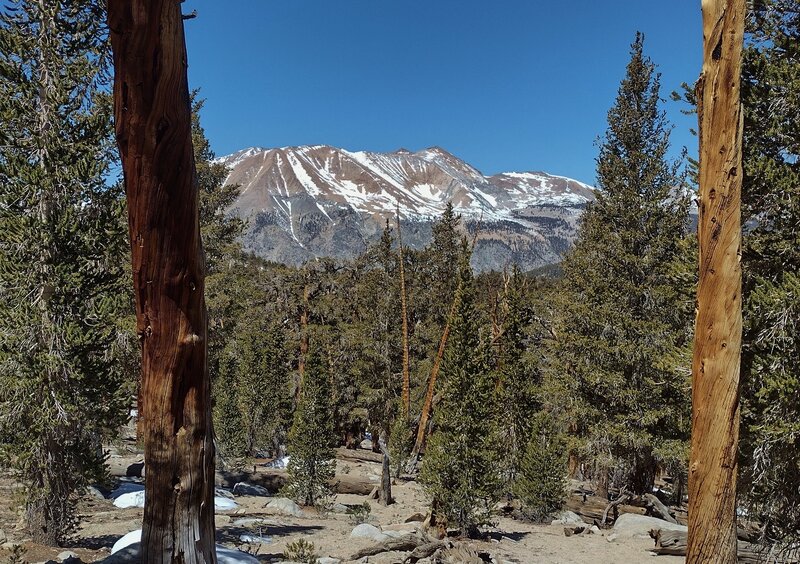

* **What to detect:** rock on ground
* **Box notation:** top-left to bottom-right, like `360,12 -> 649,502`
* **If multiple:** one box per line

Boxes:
612,513 -> 687,538
232,482 -> 270,497
551,510 -> 585,526
350,523 -> 390,543
264,497 -> 305,517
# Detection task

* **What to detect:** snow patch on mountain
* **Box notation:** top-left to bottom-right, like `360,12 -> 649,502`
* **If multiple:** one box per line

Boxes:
214,144 -> 595,271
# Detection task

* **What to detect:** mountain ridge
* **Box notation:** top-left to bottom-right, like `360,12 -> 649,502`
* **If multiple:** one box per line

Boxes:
216,144 -> 595,271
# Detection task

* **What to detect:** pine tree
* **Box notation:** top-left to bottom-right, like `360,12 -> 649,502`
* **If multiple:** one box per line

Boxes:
494,267 -> 539,490
357,221 -> 400,447
419,243 -> 501,536
0,0 -> 130,544
514,413 -> 568,522
192,95 -> 244,275
739,0 -> 800,550
544,34 -> 694,496
422,203 -> 461,330
286,348 -> 336,507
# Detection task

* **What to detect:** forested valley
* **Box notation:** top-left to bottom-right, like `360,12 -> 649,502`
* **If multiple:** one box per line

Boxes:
0,1 -> 797,563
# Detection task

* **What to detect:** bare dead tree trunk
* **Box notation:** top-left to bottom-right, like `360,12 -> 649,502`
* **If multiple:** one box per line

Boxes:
396,208 -> 411,419
687,1 -> 745,562
406,286 -> 461,469
378,431 -> 393,506
107,2 -> 216,562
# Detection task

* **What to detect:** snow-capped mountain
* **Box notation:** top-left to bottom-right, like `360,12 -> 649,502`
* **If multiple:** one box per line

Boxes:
217,145 -> 595,271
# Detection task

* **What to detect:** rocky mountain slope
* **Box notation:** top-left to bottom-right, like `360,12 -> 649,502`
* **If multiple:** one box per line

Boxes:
217,145 -> 595,271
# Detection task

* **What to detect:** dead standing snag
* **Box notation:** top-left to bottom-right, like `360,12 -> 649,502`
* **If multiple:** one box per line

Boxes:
107,0 -> 217,561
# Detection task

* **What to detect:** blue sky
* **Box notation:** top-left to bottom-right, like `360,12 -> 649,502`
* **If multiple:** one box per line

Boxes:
184,1 -> 701,186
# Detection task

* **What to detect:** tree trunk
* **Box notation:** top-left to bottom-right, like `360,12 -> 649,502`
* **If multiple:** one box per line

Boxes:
107,2 -> 216,562
406,287 -> 460,469
688,1 -> 745,563
396,208 -> 410,419
378,432 -> 393,506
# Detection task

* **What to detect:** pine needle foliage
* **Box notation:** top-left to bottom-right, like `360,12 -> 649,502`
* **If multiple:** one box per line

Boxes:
419,243 -> 501,536
0,0 -> 130,544
514,412 -> 568,522
286,348 -> 336,507
494,266 -> 539,491
214,319 -> 290,460
739,0 -> 800,550
543,34 -> 694,496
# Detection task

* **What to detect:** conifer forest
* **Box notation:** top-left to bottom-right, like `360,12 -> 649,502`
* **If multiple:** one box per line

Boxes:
0,1 -> 798,563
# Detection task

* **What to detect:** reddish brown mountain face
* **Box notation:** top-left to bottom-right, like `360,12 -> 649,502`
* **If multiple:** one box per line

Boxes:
217,145 -> 595,271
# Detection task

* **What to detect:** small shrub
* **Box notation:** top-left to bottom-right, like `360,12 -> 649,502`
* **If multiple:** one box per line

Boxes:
346,500 -> 372,524
283,538 -> 318,564
5,544 -> 28,564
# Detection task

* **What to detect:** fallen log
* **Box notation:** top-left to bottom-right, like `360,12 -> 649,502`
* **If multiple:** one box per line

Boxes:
347,534 -> 425,561
107,456 -> 145,478
650,528 -> 793,562
335,475 -> 376,496
404,540 -> 449,563
601,491 -> 631,525
566,492 -> 645,523
336,447 -> 383,464
643,493 -> 677,524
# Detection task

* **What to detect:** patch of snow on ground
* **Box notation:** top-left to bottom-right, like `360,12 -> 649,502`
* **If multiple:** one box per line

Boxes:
112,529 -> 141,553
344,150 -> 404,190
263,455 -> 290,469
214,496 -> 239,511
112,488 -> 237,511
110,481 -> 144,499
410,184 -> 442,201
113,490 -> 145,508
111,529 -> 260,563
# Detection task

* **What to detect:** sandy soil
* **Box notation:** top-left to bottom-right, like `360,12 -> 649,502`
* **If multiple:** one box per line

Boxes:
0,450 -> 684,564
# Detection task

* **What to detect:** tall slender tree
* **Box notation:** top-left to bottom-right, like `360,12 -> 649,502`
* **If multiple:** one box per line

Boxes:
687,2 -> 745,562
286,348 -> 336,507
545,34 -> 694,497
494,267 -> 538,489
107,0 -> 216,560
0,0 -> 130,544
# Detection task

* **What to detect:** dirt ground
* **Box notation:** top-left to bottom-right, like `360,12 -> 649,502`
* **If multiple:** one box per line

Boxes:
0,449 -> 684,564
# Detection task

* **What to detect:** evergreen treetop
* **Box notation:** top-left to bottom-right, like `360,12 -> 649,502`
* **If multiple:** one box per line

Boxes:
544,33 -> 694,496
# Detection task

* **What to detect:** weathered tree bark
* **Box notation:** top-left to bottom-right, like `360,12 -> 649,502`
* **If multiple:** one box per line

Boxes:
396,208 -> 411,419
107,2 -> 216,562
688,1 -> 745,563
